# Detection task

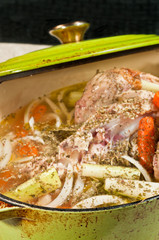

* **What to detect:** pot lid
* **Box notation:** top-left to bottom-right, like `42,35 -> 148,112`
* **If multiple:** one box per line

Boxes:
0,22 -> 159,77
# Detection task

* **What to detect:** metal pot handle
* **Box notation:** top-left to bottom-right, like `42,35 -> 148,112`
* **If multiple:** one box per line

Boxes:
49,21 -> 90,44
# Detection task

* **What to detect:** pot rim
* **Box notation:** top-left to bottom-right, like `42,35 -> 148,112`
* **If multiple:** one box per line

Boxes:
0,192 -> 159,212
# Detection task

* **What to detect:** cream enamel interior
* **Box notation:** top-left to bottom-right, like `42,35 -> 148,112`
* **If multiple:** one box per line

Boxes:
0,47 -> 159,120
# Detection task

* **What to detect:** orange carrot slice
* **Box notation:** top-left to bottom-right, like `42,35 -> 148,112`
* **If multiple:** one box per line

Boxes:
16,143 -> 38,157
32,104 -> 47,122
153,91 -> 159,108
14,124 -> 28,138
0,169 -> 12,193
138,116 -> 155,174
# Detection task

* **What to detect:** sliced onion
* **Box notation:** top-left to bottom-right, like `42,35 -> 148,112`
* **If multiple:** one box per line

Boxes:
57,91 -> 74,124
73,195 -> 127,209
44,97 -> 62,117
57,91 -> 69,116
0,139 -> 12,169
24,99 -> 41,124
122,155 -> 152,182
44,113 -> 61,128
0,141 -> 3,158
14,156 -> 33,164
13,135 -> 44,145
46,164 -> 73,208
53,113 -> 61,128
29,117 -> 35,131
6,132 -> 15,141
37,194 -> 52,206
73,174 -> 84,197
21,136 -> 44,144
54,163 -> 65,178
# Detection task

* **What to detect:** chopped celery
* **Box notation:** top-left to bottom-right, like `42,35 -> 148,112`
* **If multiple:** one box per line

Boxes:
141,79 -> 159,92
82,163 -> 140,180
73,195 -> 129,209
67,91 -> 83,107
6,167 -> 61,202
104,178 -> 159,200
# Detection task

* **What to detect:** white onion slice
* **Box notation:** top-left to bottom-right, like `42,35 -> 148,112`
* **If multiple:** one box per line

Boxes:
29,117 -> 35,131
6,132 -> 15,141
73,175 -> 84,197
24,98 -> 62,129
21,136 -> 44,144
24,99 -> 41,124
44,113 -> 61,128
73,195 -> 127,209
0,139 -> 12,169
37,194 -> 52,206
54,163 -> 65,178
0,141 -> 4,158
57,91 -> 69,116
53,113 -> 61,128
46,164 -> 73,208
14,156 -> 33,164
122,155 -> 152,182
13,135 -> 44,145
44,97 -> 62,116
57,91 -> 74,124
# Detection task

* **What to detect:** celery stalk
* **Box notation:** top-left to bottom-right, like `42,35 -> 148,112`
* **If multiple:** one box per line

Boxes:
67,91 -> 83,107
82,163 -> 140,180
141,79 -> 159,92
6,167 -> 61,202
104,178 -> 159,200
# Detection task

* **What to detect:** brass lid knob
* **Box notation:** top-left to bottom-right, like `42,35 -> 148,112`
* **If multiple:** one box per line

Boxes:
49,21 -> 90,44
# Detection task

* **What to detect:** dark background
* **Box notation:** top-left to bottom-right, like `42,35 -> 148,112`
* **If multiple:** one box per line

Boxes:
0,0 -> 159,45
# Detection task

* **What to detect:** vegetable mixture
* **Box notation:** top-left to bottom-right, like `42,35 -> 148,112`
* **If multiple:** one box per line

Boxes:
1,67 -> 159,209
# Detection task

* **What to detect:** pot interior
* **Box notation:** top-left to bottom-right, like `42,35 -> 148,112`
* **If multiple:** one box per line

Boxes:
0,47 -> 159,120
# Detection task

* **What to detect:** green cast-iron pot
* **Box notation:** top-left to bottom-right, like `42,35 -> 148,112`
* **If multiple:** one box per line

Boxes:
0,23 -> 159,239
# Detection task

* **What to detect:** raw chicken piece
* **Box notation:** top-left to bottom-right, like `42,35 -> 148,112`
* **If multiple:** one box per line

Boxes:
75,68 -> 159,124
59,90 -> 156,166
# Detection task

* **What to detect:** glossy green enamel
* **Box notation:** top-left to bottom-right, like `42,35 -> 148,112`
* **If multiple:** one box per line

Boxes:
0,197 -> 159,240
0,34 -> 159,77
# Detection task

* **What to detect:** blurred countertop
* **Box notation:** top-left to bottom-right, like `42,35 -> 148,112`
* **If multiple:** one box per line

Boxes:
0,43 -> 51,63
